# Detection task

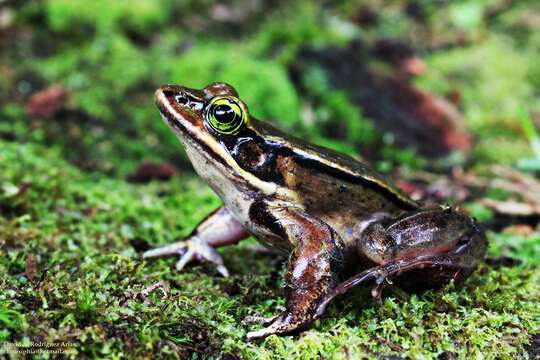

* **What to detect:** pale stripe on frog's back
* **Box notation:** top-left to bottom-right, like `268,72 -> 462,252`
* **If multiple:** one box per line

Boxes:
251,119 -> 419,210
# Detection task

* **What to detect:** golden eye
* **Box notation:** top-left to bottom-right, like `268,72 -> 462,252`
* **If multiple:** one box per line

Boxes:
205,96 -> 247,135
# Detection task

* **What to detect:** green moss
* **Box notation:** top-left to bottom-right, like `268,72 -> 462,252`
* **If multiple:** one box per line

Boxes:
168,42 -> 301,125
3,1 -> 540,358
1,140 -> 538,358
463,203 -> 494,223
0,301 -> 28,342
45,0 -> 172,34
489,232 -> 540,266
300,64 -> 378,155
249,2 -> 357,64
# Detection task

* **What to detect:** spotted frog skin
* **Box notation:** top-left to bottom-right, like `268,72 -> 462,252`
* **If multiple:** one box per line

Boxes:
143,82 -> 487,339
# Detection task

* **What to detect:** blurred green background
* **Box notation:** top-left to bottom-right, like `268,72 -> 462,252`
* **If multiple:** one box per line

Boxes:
1,1 -> 539,359
2,0 -> 540,175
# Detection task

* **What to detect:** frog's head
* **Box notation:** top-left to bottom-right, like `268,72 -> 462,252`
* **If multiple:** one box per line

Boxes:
155,82 -> 246,141
155,82 -> 285,198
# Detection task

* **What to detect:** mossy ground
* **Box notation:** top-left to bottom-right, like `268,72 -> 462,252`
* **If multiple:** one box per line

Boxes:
1,141 -> 539,359
1,1 -> 540,359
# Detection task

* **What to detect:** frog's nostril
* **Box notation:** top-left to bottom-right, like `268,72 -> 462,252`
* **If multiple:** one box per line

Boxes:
161,90 -> 189,106
175,94 -> 189,105
162,89 -> 175,97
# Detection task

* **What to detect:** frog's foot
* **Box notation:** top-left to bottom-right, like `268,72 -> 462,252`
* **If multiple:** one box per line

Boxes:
370,279 -> 411,306
142,237 -> 229,277
246,311 -> 313,340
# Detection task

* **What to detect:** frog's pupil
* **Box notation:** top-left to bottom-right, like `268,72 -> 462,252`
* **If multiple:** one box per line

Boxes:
214,104 -> 235,124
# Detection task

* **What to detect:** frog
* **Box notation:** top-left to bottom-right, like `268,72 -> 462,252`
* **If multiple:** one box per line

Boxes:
143,82 -> 487,339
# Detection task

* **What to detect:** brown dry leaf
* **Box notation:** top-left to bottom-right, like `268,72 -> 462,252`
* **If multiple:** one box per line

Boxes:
489,166 -> 540,203
412,166 -> 540,215
126,162 -> 176,183
400,56 -> 427,76
293,40 -> 472,156
26,85 -> 68,119
394,168 -> 474,204
481,199 -> 540,217
502,224 -> 535,236
25,253 -> 37,281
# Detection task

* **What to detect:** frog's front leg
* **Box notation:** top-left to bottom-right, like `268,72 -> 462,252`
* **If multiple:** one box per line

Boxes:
142,206 -> 249,276
246,200 -> 345,339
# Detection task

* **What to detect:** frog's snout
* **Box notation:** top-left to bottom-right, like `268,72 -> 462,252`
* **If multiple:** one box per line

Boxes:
156,84 -> 207,111
157,84 -> 181,97
154,84 -> 209,135
155,84 -> 183,107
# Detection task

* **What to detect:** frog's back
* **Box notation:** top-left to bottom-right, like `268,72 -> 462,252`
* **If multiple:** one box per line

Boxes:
255,120 -> 418,208
255,120 -> 419,243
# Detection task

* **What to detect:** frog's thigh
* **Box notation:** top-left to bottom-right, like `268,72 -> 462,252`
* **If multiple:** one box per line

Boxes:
246,200 -> 345,339
358,209 -> 470,264
340,208 -> 488,305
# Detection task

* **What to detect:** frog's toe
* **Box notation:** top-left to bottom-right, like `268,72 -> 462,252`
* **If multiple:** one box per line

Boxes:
245,320 -> 297,340
246,326 -> 278,340
190,241 -> 229,276
174,248 -> 195,271
174,239 -> 229,276
142,240 -> 189,259
242,314 -> 279,325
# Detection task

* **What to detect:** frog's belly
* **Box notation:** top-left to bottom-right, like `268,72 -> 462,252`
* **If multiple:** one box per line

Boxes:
184,142 -> 291,252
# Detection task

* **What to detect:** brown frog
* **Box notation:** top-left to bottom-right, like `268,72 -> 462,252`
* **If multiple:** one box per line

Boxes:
143,82 -> 487,339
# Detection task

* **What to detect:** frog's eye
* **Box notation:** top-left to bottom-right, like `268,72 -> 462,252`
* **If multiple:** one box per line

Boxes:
205,96 -> 247,135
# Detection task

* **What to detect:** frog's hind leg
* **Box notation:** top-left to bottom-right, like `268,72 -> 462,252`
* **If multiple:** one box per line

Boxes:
316,254 -> 463,316
316,209 -> 487,316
